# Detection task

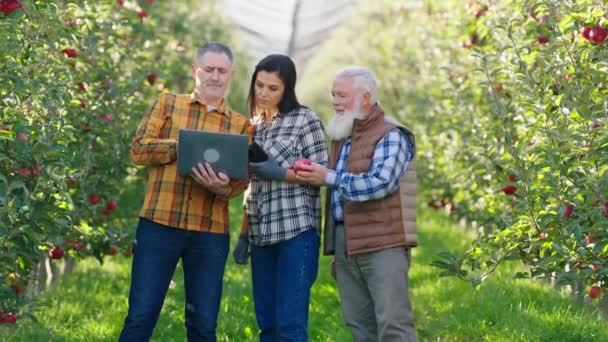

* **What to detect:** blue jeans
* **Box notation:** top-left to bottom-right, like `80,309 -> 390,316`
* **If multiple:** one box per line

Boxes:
250,228 -> 320,342
119,218 -> 229,342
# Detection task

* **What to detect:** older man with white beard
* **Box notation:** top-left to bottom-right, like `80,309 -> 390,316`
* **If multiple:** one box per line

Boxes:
296,66 -> 418,342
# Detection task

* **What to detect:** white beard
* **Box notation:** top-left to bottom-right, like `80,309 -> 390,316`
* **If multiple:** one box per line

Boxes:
326,104 -> 365,141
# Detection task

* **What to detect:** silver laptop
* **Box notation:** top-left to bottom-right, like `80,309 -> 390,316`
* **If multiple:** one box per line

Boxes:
177,129 -> 249,180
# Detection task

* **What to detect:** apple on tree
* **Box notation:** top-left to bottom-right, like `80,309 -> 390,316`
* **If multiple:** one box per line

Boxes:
49,246 -> 65,260
0,312 -> 17,324
589,286 -> 601,299
107,245 -> 119,256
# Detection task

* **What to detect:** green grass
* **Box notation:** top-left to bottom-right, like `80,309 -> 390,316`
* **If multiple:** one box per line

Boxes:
2,206 -> 607,341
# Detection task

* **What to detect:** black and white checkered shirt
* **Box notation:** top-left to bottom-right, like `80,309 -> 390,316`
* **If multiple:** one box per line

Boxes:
245,106 -> 329,246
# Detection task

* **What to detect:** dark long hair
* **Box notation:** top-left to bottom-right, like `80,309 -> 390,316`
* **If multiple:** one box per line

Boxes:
248,54 -> 303,115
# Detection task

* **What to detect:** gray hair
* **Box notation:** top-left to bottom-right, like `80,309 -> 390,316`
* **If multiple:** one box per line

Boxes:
335,66 -> 378,104
194,42 -> 233,64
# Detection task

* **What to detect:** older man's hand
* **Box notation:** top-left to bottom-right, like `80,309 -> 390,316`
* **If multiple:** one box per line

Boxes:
294,163 -> 328,186
191,162 -> 231,196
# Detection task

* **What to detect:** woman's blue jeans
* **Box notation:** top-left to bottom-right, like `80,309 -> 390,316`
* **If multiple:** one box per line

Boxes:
250,228 -> 320,342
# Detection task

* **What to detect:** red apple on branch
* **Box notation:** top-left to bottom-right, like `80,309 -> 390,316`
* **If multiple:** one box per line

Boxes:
0,312 -> 17,324
502,185 -> 517,195
0,0 -> 22,15
563,203 -> 575,219
10,284 -> 21,295
580,26 -> 591,40
147,72 -> 157,86
49,246 -> 65,259
589,26 -> 607,44
537,35 -> 550,44
107,245 -> 118,255
62,48 -> 78,58
89,194 -> 101,205
585,235 -> 597,246
589,286 -> 601,299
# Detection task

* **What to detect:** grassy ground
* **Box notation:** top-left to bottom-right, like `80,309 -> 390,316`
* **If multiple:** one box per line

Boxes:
2,206 -> 607,341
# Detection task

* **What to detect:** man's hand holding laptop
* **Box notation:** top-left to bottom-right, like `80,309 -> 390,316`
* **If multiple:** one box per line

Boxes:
191,162 -> 231,197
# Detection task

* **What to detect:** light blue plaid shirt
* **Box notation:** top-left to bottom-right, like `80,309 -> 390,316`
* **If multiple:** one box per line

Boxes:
325,128 -> 412,225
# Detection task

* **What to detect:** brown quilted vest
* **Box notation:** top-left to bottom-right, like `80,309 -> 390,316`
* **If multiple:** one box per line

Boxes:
323,105 -> 418,256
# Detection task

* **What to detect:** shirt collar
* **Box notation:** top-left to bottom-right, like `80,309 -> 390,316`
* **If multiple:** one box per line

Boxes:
189,92 -> 230,117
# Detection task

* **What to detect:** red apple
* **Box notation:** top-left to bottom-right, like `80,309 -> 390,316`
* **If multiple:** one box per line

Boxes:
99,114 -> 113,123
537,35 -> 550,44
79,99 -> 87,109
105,199 -> 118,210
0,312 -> 17,324
107,245 -> 118,255
539,232 -> 548,239
76,82 -> 86,91
68,177 -> 77,187
137,10 -> 148,18
62,48 -> 78,58
16,132 -> 27,141
563,203 -> 575,219
589,26 -> 607,44
49,246 -> 64,259
502,185 -> 517,195
507,173 -> 516,182
591,263 -> 601,272
0,0 -> 22,15
293,159 -> 312,173
585,235 -> 597,246
64,239 -> 84,250
10,284 -> 21,295
89,194 -> 101,205
589,286 -> 601,299
581,26 -> 591,40
116,0 -> 124,5
17,167 -> 32,176
147,72 -> 157,86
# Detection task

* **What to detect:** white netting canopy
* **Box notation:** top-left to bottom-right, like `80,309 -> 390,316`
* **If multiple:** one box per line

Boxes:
221,0 -> 358,71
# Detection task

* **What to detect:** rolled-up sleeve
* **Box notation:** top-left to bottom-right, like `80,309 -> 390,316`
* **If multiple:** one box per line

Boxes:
131,93 -> 177,165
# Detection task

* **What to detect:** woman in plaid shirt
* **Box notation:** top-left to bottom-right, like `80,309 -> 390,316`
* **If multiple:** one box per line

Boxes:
242,54 -> 329,341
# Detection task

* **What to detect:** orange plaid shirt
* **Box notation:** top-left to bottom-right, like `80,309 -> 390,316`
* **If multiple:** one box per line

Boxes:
131,92 -> 252,233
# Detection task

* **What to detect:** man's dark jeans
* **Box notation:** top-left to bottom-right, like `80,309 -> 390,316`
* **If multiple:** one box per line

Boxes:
119,218 -> 229,342
250,228 -> 320,342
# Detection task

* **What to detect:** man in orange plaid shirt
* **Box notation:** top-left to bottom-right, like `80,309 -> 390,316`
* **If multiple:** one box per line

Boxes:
119,42 -> 252,342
